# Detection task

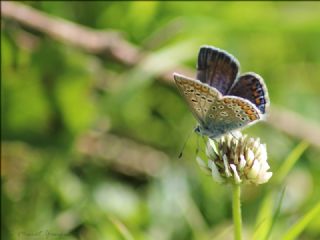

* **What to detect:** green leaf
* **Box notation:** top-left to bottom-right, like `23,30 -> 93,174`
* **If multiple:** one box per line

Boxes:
273,141 -> 309,185
253,193 -> 273,240
54,73 -> 96,134
253,188 -> 286,240
282,202 -> 320,240
265,188 -> 286,240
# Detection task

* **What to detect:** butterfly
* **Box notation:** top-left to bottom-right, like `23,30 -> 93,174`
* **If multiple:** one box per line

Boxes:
174,46 -> 269,139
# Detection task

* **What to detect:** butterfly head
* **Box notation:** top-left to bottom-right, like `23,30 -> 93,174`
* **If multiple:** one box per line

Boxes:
194,124 -> 225,139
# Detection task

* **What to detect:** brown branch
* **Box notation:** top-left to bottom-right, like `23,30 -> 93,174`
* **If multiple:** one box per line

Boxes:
76,131 -> 168,177
2,1 -> 320,148
267,107 -> 320,148
1,1 -> 140,65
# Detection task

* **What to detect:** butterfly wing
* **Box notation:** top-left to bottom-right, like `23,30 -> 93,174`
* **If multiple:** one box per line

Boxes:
197,46 -> 240,95
174,73 -> 263,138
173,73 -> 221,126
203,96 -> 263,138
228,73 -> 269,114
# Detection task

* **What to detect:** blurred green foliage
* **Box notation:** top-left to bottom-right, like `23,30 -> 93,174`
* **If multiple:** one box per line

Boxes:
2,2 -> 320,240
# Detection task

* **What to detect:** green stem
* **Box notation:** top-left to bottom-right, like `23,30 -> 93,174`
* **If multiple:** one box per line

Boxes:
232,184 -> 242,240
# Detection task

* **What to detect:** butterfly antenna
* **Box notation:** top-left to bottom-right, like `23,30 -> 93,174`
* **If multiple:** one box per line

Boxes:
178,128 -> 195,158
195,134 -> 208,157
195,134 -> 200,155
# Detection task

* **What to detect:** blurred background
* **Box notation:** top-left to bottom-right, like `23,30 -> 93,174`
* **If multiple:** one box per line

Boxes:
2,1 -> 320,240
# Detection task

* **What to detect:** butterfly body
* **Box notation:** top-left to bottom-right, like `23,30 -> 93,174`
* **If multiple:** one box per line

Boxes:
174,46 -> 269,139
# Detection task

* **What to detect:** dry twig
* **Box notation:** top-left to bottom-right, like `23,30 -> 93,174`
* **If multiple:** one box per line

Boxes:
2,1 -> 140,65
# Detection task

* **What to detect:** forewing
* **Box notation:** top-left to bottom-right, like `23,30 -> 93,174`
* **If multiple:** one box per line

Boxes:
173,73 -> 221,126
228,73 -> 269,114
196,46 -> 240,95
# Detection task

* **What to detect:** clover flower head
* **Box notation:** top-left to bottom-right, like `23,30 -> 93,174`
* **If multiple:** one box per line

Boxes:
197,131 -> 272,185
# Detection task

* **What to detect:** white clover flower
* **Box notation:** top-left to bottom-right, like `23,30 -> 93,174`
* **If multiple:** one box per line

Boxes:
197,131 -> 272,185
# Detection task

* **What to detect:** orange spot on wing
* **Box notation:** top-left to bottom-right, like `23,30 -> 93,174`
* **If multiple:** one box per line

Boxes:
201,85 -> 209,92
246,109 -> 254,115
255,98 -> 261,105
249,114 -> 258,121
223,98 -> 232,104
236,101 -> 245,107
193,83 -> 201,89
241,104 -> 251,110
